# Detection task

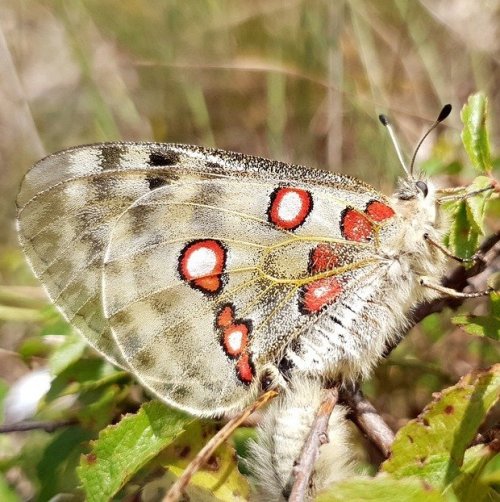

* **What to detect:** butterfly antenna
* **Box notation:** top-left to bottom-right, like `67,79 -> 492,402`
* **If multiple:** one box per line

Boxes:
409,104 -> 452,176
378,114 -> 410,177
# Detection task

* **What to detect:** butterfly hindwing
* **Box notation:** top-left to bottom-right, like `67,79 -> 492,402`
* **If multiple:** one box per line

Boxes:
102,176 -> 391,414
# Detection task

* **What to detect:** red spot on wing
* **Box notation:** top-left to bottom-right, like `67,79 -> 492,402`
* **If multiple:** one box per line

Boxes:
216,305 -> 235,328
309,244 -> 340,273
365,200 -> 395,222
268,187 -> 313,230
236,353 -> 255,384
215,304 -> 255,385
340,208 -> 373,242
301,277 -> 343,314
178,239 -> 226,294
195,276 -> 221,293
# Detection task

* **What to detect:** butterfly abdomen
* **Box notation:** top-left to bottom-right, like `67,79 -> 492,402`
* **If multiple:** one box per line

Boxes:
249,376 -> 354,501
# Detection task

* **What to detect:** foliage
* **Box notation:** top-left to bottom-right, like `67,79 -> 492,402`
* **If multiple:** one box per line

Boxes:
79,401 -> 192,501
0,2 -> 499,501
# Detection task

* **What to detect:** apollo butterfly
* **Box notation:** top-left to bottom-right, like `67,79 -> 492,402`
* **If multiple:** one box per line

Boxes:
17,105 -> 488,421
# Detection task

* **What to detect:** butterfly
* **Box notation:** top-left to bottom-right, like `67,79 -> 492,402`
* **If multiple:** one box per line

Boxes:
17,106 -> 477,418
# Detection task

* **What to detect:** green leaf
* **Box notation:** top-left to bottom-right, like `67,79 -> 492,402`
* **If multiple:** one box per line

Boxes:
382,365 -> 500,488
316,476 -> 445,502
446,444 -> 500,502
447,200 -> 480,260
77,384 -> 127,430
444,175 -> 494,261
464,176 -> 493,234
452,315 -> 500,340
452,292 -> 500,341
44,358 -> 128,408
479,450 -> 500,484
37,426 -> 93,501
48,334 -> 87,376
461,93 -> 492,173
78,400 -> 193,502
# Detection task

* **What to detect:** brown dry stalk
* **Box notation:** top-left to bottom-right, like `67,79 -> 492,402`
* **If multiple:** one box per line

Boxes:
288,386 -> 339,502
162,389 -> 277,502
0,419 -> 77,433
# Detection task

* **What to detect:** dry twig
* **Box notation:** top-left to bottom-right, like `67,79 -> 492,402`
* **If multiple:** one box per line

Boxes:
341,388 -> 394,458
162,389 -> 277,502
288,386 -> 339,502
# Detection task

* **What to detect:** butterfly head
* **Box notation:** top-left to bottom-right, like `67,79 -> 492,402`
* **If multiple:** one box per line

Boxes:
395,176 -> 431,201
392,175 -> 440,228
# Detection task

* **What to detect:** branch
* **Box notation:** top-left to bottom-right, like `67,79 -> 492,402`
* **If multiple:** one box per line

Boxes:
288,386 -> 339,502
0,419 -> 77,433
341,388 -> 394,458
470,426 -> 500,448
162,389 -> 277,502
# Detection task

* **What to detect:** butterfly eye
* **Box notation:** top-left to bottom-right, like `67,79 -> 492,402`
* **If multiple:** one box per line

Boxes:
416,181 -> 428,197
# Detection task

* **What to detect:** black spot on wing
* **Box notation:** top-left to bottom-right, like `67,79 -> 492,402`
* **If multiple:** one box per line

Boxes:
147,177 -> 169,190
148,151 -> 180,167
277,356 -> 294,379
206,161 -> 223,169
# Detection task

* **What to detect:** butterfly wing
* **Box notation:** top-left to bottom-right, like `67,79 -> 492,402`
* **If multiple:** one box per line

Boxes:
102,174 -> 394,415
17,142 -> 396,414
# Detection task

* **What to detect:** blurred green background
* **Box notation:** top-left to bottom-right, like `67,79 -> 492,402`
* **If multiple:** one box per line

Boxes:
0,1 -> 499,500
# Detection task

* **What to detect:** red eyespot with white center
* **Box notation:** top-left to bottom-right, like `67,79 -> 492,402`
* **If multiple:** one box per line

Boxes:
268,187 -> 313,230
223,324 -> 249,357
215,304 -> 255,385
365,200 -> 395,222
340,207 -> 373,242
300,277 -> 343,314
178,239 -> 226,294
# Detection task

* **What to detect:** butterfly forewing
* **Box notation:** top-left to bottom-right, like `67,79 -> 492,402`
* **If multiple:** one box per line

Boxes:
17,142 -> 397,414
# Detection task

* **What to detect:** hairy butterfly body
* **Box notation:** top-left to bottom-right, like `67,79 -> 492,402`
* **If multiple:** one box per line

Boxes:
17,140 -> 448,416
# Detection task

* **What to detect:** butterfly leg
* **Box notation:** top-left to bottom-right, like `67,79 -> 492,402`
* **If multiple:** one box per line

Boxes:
423,233 -> 481,264
436,185 -> 495,202
419,277 -> 493,298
